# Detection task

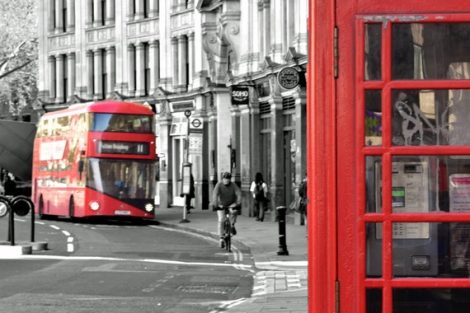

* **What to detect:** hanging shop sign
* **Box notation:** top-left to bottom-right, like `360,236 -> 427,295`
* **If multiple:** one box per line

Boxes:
231,86 -> 250,105
277,67 -> 300,89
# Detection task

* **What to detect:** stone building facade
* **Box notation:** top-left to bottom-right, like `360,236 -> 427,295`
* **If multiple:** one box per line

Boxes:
38,0 -> 308,220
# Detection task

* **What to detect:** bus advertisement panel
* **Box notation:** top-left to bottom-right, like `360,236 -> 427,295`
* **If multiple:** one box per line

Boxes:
32,100 -> 156,219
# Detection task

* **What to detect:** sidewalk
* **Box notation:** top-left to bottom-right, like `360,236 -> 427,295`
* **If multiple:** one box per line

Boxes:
155,206 -> 308,313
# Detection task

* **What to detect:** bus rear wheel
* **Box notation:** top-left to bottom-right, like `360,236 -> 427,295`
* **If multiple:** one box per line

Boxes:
69,196 -> 75,220
38,195 -> 45,219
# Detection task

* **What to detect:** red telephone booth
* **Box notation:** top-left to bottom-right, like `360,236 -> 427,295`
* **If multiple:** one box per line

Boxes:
309,1 -> 470,312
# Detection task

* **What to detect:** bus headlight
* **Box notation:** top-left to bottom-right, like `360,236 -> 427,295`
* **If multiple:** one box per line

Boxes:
89,201 -> 100,211
144,203 -> 154,212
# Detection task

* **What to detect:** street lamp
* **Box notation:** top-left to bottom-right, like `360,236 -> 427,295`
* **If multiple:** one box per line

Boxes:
180,109 -> 192,223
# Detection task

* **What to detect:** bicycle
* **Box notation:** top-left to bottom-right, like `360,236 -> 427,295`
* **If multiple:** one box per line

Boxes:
220,206 -> 237,252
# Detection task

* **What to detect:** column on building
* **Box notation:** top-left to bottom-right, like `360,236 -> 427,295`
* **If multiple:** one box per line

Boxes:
188,33 -> 195,90
106,46 -> 116,98
157,108 -> 173,210
66,0 -> 75,31
296,0 -> 308,54
93,0 -> 103,27
178,0 -> 186,11
269,95 -> 284,214
191,95 -> 210,211
149,0 -> 159,17
207,95 -> 218,196
294,89 -> 307,186
66,52 -> 76,101
149,40 -> 160,94
93,48 -> 103,100
239,98 -> 256,216
56,54 -> 65,103
48,0 -> 55,32
48,56 -> 56,102
230,105 -> 241,185
249,100 -> 262,214
177,35 -> 188,91
135,42 -> 146,96
86,50 -> 94,99
270,0 -> 284,62
86,0 -> 93,27
127,0 -> 135,21
171,37 -> 179,91
127,44 -> 136,96
135,0 -> 144,20
105,0 -> 115,24
262,0 -> 271,59
55,0 -> 64,33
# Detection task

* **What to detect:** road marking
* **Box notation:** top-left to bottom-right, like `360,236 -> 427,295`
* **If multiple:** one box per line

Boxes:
10,255 -> 253,269
149,225 -> 253,272
49,225 -> 60,230
62,230 -> 71,237
67,243 -> 74,253
35,221 -> 45,225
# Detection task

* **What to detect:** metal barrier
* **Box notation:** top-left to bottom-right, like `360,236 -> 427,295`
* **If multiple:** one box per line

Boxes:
0,195 -> 34,246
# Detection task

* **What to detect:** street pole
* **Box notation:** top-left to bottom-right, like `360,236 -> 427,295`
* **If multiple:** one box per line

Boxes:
180,110 -> 192,223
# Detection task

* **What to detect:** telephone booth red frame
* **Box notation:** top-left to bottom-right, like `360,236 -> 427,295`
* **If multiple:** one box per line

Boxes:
308,1 -> 470,313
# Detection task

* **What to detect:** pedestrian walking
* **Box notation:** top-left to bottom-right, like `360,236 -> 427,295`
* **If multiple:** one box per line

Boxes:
4,173 -> 16,196
180,174 -> 195,214
298,174 -> 308,224
250,172 -> 269,221
212,172 -> 241,248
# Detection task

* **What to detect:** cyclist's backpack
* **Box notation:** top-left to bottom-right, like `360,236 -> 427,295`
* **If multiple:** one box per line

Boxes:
254,183 -> 265,201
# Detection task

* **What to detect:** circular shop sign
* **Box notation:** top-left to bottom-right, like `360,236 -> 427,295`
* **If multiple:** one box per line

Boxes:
277,67 -> 300,90
184,109 -> 192,118
191,118 -> 202,128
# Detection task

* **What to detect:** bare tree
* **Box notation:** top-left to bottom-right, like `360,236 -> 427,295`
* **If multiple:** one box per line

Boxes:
0,0 -> 38,119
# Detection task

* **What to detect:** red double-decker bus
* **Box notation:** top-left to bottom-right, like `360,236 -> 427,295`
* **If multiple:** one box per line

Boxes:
32,100 -> 156,219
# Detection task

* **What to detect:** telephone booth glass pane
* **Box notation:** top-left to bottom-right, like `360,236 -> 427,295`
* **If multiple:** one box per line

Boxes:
392,89 -> 470,146
365,90 -> 382,146
392,23 -> 470,80
393,289 -> 470,313
366,289 -> 382,313
366,223 -> 382,277
365,24 -> 382,81
366,156 -> 382,213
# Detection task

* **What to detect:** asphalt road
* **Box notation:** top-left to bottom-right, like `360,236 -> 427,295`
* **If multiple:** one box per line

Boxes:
0,216 -> 254,313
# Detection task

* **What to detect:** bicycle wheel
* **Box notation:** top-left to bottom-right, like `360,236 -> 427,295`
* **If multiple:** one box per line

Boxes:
224,219 -> 232,252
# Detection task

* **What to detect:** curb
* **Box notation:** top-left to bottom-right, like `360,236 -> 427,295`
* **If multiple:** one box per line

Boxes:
0,244 -> 32,257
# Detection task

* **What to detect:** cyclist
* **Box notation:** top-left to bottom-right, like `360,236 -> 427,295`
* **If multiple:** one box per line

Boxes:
212,172 -> 242,248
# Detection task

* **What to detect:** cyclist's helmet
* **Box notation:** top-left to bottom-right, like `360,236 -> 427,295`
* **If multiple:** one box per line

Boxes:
222,172 -> 232,179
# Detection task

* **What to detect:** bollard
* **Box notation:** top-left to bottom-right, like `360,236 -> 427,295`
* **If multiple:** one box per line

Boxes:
276,206 -> 289,256
179,194 -> 191,223
8,202 -> 14,246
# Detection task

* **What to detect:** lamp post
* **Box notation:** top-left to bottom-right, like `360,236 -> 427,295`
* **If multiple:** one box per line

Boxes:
180,109 -> 192,223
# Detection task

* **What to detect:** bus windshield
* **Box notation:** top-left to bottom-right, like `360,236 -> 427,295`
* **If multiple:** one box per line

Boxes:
92,113 -> 153,133
87,158 -> 155,200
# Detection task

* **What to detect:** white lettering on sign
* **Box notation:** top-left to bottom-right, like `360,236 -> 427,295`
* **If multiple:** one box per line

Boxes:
39,140 -> 67,161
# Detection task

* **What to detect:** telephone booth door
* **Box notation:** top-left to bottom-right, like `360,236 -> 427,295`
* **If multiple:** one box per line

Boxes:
309,1 -> 470,313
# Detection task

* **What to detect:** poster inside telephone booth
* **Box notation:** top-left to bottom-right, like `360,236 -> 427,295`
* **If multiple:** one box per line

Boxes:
308,2 -> 470,313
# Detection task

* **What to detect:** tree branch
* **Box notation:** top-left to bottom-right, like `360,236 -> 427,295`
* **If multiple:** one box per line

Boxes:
0,59 -> 33,80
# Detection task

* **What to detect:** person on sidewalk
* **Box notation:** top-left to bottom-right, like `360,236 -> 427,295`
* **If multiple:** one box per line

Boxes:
4,173 -> 16,197
212,172 -> 241,248
298,174 -> 308,225
250,172 -> 269,221
180,174 -> 195,214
